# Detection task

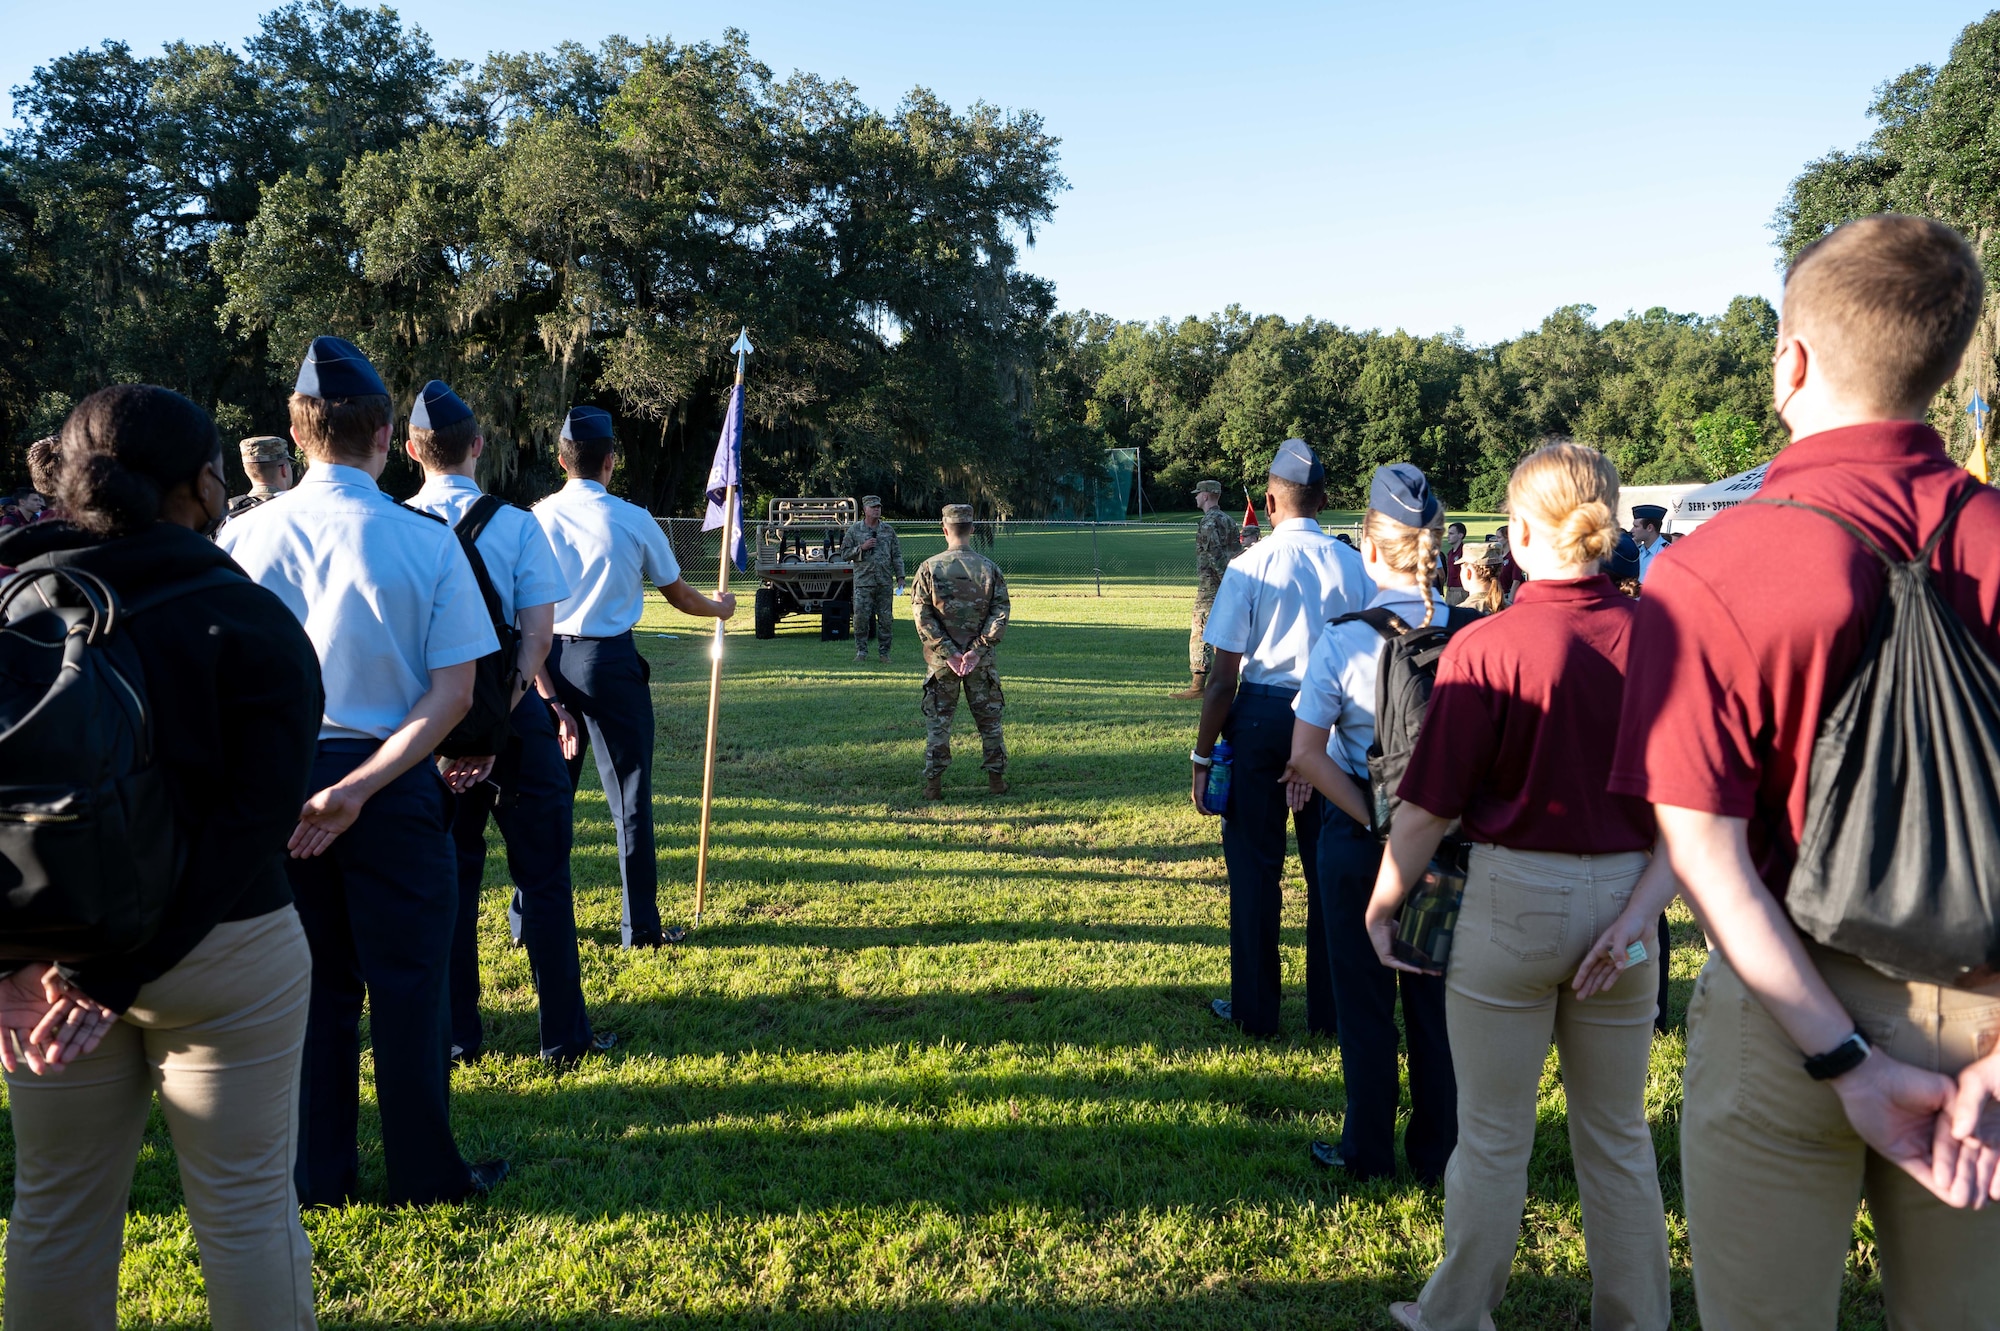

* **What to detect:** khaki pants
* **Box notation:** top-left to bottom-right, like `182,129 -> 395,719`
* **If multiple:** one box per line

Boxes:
4,908 -> 316,1330
1418,844 -> 1668,1331
1683,944 -> 2000,1330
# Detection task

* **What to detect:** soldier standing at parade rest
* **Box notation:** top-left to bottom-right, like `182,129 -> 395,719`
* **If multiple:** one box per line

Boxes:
912,504 -> 1011,799
405,381 -> 614,1068
1630,504 -> 1668,582
1192,439 -> 1373,1038
218,336 -> 508,1206
533,406 -> 737,949
1170,479 -> 1240,700
840,494 -> 905,663
226,435 -> 294,522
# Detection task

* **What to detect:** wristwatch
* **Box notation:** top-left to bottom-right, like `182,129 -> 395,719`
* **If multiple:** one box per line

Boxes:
1803,1029 -> 1871,1081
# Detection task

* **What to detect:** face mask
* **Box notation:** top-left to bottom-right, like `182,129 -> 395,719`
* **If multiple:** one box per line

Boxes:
197,462 -> 227,539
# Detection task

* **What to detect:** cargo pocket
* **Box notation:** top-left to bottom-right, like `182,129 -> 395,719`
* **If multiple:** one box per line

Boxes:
1486,867 -> 1569,962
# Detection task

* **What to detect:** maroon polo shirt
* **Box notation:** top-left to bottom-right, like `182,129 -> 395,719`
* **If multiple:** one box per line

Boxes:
1399,575 -> 1656,853
1609,421 -> 2000,899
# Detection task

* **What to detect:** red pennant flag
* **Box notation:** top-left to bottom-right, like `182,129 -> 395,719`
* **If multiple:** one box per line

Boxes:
1240,494 -> 1260,544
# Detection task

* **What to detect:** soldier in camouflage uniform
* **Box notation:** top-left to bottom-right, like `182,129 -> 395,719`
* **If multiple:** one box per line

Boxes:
912,504 -> 1011,799
838,494 -> 905,663
1170,479 -> 1240,699
225,435 -> 295,523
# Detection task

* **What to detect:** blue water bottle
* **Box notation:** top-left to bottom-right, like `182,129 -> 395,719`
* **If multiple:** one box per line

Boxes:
1203,740 -> 1233,816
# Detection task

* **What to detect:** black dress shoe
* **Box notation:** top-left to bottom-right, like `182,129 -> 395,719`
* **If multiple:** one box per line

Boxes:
544,1030 -> 618,1071
466,1159 -> 509,1195
1210,998 -> 1234,1023
626,926 -> 688,950
1309,1139 -> 1343,1170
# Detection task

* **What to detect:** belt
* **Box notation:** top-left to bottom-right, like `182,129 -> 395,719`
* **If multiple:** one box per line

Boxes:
557,629 -> 632,644
1237,681 -> 1299,701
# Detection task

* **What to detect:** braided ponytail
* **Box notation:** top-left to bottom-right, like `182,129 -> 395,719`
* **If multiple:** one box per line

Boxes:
1362,504 -> 1447,624
1414,524 -> 1439,628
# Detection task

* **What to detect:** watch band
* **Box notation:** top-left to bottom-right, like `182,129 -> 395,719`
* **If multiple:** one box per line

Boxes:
1189,750 -> 1213,767
1803,1029 -> 1871,1081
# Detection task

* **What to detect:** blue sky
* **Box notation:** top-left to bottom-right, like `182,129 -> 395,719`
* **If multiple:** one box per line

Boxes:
0,1 -> 1985,342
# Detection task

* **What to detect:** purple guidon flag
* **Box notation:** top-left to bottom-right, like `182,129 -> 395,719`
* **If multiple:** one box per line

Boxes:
702,380 -> 748,570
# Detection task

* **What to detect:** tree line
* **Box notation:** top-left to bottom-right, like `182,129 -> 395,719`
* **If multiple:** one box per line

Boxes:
2,2 -> 1993,514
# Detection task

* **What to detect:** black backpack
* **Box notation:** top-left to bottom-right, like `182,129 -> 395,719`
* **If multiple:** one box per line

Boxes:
0,564 -> 246,961
432,494 -> 521,759
1333,603 -> 1483,838
1753,490 -> 2000,985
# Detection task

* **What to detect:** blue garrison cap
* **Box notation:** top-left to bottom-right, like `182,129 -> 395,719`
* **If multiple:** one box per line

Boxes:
295,336 -> 386,400
1369,462 -> 1441,527
1605,530 -> 1642,581
1268,438 -> 1325,486
561,406 -> 615,443
410,380 -> 473,431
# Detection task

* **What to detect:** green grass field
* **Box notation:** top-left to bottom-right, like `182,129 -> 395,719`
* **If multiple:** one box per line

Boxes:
0,561 -> 1889,1328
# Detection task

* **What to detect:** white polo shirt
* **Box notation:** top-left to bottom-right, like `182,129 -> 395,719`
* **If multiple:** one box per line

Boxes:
1202,517 -> 1374,689
218,463 -> 499,741
532,478 -> 682,638
1294,586 -> 1454,778
409,473 -> 569,625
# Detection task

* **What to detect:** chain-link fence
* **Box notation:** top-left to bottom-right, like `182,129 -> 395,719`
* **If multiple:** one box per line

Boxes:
657,517 -> 1366,597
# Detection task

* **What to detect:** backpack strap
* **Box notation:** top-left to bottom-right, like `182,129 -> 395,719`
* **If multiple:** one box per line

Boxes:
453,493 -> 507,546
1749,489 -> 1980,571
449,511 -> 508,633
1330,606 -> 1410,640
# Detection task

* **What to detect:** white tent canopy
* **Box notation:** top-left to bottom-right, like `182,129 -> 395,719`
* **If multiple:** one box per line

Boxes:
1667,462 -> 1769,534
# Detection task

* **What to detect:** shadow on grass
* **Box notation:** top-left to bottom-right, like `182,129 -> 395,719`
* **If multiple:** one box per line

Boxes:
143,1277 -> 1642,1331
676,920 -> 1231,950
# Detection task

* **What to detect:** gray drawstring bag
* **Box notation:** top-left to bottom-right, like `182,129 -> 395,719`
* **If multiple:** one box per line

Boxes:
1756,489 -> 2000,985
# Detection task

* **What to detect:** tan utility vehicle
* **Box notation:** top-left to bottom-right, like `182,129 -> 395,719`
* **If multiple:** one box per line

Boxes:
752,498 -> 856,640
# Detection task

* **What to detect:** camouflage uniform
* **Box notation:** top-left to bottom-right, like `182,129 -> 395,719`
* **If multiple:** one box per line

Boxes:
1189,495 -> 1240,677
224,436 -> 293,525
839,501 -> 905,659
911,517 -> 1010,781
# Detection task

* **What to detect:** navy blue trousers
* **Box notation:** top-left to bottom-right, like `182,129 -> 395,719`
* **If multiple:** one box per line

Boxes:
550,633 -> 663,945
1318,805 -> 1457,1183
448,693 -> 594,1060
288,741 -> 470,1207
1218,688 -> 1336,1037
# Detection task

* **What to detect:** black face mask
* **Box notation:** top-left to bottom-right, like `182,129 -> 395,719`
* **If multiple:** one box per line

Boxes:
197,461 -> 227,540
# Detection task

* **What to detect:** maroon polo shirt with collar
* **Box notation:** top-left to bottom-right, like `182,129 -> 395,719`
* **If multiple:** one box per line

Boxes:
1398,575 -> 1656,853
1609,421 -> 2000,899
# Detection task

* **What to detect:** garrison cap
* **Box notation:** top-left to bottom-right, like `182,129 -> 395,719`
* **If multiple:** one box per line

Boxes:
861,494 -> 883,509
1192,479 -> 1223,496
239,435 -> 290,465
1267,439 -> 1325,486
410,380 -> 473,431
1605,530 -> 1643,581
1631,504 -> 1668,524
561,406 -> 615,443
1369,462 -> 1441,527
942,503 -> 976,524
295,336 -> 386,400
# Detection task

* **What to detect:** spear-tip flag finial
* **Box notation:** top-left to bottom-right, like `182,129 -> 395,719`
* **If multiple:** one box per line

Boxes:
731,327 -> 754,372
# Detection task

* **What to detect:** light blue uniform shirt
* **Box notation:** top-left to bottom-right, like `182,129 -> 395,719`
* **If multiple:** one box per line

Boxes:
409,474 -> 569,625
1637,535 -> 1668,583
532,479 -> 683,638
218,463 -> 500,741
1202,517 -> 1374,689
1294,586 -> 1455,777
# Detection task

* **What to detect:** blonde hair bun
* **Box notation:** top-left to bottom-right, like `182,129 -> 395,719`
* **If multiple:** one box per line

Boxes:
1507,442 -> 1621,569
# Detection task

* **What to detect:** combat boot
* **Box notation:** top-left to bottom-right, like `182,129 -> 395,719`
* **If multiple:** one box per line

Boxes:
923,774 -> 943,800
1168,672 -> 1207,701
854,649 -> 867,664
987,772 -> 1009,795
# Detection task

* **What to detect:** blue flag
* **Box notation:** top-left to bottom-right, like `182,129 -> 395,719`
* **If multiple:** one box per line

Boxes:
703,381 -> 748,570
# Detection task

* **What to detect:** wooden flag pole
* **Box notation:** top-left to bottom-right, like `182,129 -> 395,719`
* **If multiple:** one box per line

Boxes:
693,331 -> 752,926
